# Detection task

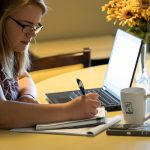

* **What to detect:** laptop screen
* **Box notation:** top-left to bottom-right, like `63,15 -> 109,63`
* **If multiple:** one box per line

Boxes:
103,29 -> 142,99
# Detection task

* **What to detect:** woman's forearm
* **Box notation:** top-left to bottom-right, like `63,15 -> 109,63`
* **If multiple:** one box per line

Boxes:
0,93 -> 99,129
18,73 -> 37,99
0,101 -> 69,129
18,73 -> 38,103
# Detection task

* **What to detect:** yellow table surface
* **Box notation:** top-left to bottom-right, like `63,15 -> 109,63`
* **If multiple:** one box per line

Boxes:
1,62 -> 150,150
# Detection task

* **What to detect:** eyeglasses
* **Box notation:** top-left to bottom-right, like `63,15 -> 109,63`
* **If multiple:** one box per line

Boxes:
8,16 -> 43,35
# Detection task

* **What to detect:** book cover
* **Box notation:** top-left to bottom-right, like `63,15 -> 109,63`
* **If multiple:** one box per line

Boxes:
36,107 -> 106,130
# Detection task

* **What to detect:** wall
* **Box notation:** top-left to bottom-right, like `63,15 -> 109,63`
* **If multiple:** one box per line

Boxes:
37,0 -> 118,41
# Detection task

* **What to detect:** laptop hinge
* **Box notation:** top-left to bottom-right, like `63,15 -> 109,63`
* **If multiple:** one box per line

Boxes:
102,86 -> 106,91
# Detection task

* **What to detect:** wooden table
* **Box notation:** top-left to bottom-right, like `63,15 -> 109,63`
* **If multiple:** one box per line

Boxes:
1,63 -> 150,150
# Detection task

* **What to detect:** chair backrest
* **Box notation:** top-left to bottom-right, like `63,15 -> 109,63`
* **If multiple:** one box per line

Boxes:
29,48 -> 91,72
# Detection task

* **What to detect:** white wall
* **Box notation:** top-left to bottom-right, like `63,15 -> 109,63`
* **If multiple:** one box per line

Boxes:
37,0 -> 118,41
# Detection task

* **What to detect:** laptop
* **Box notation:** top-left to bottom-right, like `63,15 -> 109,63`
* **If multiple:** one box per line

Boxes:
45,29 -> 143,111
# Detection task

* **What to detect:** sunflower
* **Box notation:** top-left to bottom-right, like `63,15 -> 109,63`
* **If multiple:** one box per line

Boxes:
101,0 -> 150,40
101,0 -> 150,25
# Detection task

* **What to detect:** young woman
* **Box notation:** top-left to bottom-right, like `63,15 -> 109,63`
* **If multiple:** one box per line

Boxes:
0,0 -> 100,129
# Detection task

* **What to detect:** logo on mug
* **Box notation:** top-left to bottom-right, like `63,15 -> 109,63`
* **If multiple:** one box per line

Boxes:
125,102 -> 133,114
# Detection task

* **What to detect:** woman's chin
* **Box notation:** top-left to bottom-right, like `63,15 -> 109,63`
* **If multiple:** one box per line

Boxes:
14,45 -> 29,53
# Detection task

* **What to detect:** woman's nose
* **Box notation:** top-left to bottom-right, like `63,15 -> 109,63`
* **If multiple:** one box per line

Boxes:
26,31 -> 37,38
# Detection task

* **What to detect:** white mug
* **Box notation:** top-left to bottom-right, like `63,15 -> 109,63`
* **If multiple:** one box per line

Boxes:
121,87 -> 150,124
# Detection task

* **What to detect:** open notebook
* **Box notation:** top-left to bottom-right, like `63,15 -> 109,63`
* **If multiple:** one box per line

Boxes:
11,116 -> 122,136
46,29 -> 143,111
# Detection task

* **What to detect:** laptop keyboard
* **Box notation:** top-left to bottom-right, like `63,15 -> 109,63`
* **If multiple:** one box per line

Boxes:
46,88 -> 121,111
70,88 -> 120,109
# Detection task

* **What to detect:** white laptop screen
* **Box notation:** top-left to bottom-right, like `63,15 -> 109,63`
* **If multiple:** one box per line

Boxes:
103,29 -> 142,99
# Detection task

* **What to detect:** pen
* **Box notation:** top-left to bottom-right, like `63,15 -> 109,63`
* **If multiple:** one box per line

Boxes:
76,78 -> 85,95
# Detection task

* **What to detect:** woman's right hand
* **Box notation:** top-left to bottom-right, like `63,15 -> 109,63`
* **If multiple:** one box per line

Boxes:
66,93 -> 100,120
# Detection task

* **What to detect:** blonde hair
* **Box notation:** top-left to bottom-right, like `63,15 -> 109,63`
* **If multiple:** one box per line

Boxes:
0,0 -> 47,78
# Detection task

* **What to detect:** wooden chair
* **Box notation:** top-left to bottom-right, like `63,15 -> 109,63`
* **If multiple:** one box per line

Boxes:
29,48 -> 91,83
29,47 -> 91,71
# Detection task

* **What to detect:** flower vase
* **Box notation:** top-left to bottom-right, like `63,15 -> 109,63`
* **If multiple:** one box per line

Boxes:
136,43 -> 150,93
